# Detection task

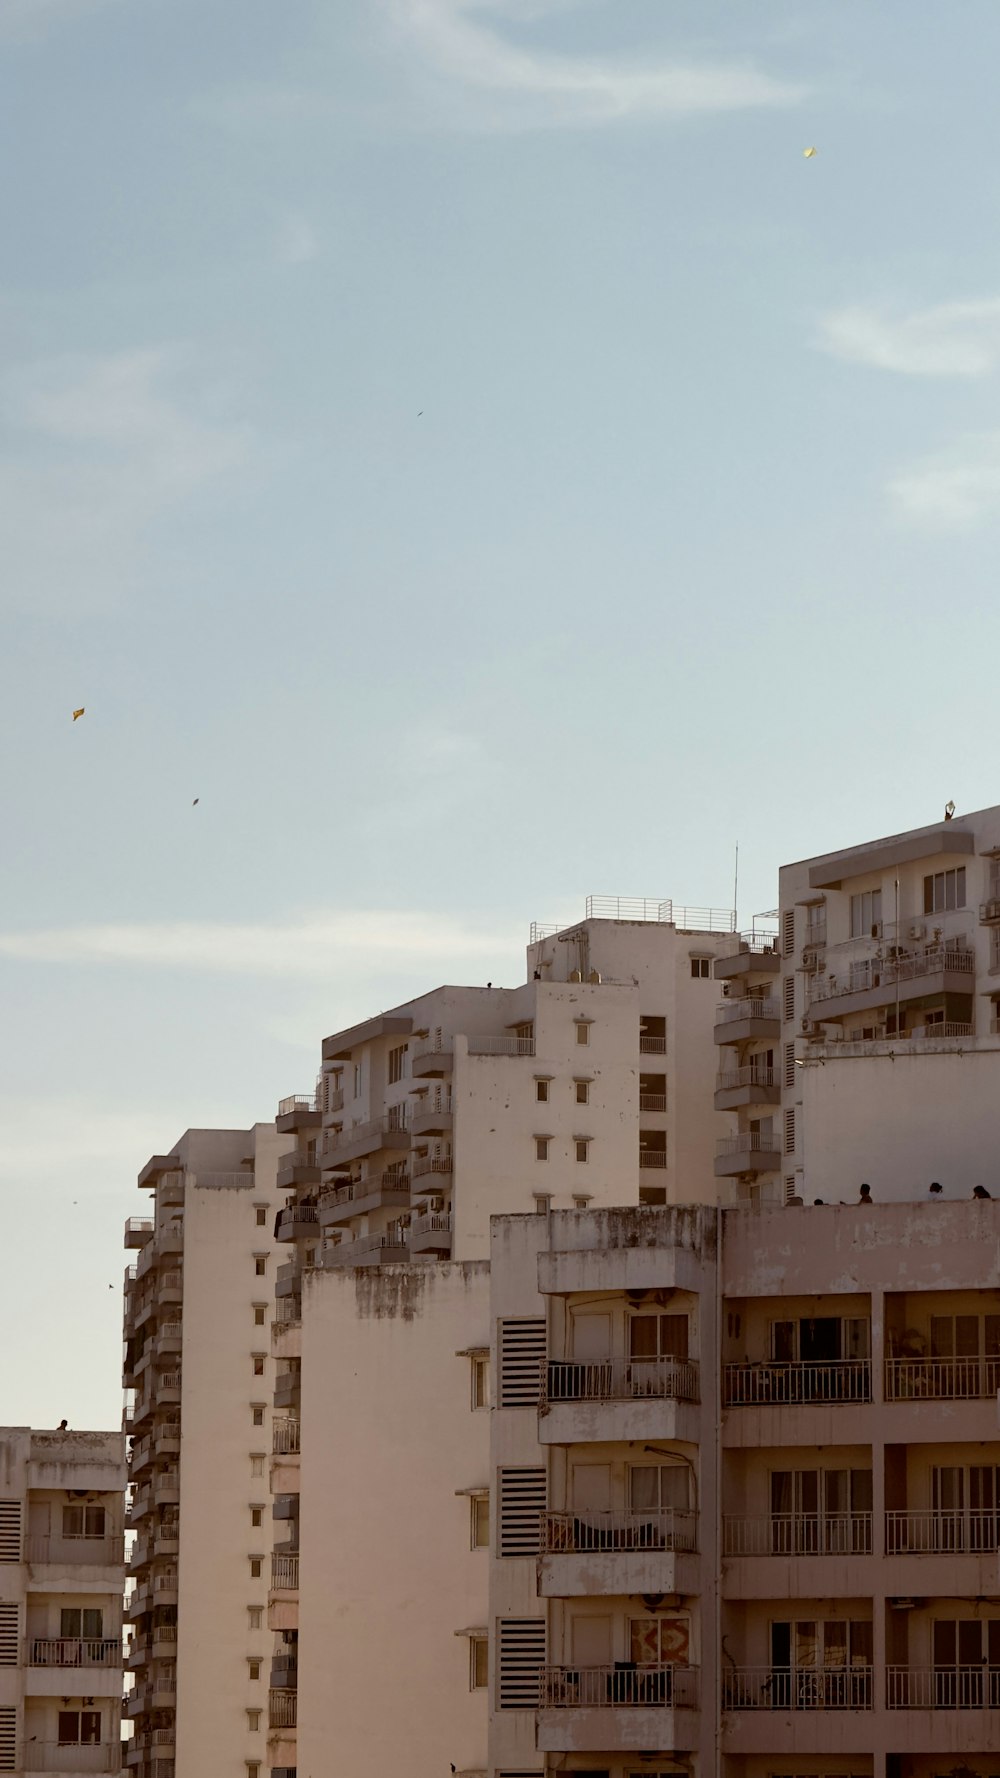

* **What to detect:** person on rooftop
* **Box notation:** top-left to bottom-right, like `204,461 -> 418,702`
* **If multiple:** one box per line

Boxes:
929,1181 -> 943,1196
973,1184 -> 993,1200
858,1183 -> 873,1205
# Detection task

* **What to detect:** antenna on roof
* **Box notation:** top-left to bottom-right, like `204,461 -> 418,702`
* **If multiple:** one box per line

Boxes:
733,843 -> 739,929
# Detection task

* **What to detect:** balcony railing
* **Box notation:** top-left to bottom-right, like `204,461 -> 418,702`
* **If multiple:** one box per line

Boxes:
719,929 -> 780,957
273,1418 -> 301,1454
716,1133 -> 777,1158
885,1508 -> 1000,1553
27,1637 -> 120,1667
22,1745 -> 119,1773
269,1688 -> 297,1728
716,1067 -> 777,1091
585,894 -> 735,931
886,1665 -> 1000,1709
885,1355 -> 1000,1400
639,1034 -> 667,1054
321,1170 -> 410,1209
723,1514 -> 872,1557
541,1507 -> 697,1554
412,1156 -> 454,1179
25,1535 -> 120,1566
638,1152 -> 667,1169
541,1662 -> 699,1708
467,1035 -> 535,1056
271,1552 -> 299,1589
278,1093 -> 318,1117
639,1093 -> 667,1111
274,1296 -> 302,1325
723,1666 -> 873,1710
323,1111 -> 409,1154
544,1356 -> 699,1405
724,1360 -> 871,1406
411,1212 -> 452,1239
810,945 -> 977,1006
715,999 -> 780,1024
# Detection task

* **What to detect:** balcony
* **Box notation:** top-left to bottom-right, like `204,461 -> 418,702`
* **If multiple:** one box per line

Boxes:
887,1665 -> 1000,1709
807,944 -> 976,1022
714,1066 -> 780,1111
980,895 -> 1000,924
723,1666 -> 873,1710
410,1037 -> 454,1077
275,1201 -> 319,1242
271,1552 -> 299,1591
723,1514 -> 872,1556
639,1093 -> 667,1112
322,1229 -> 410,1268
154,1321 -> 182,1359
467,1034 -> 535,1057
125,1219 -> 154,1249
153,1472 -> 179,1508
271,1653 -> 298,1689
321,1113 -> 411,1169
269,1688 -> 297,1729
638,1151 -> 667,1170
318,1171 -> 411,1227
886,1508 -> 1000,1554
412,1156 -> 453,1182
25,1534 -> 121,1570
724,1360 -> 871,1406
274,1369 -> 301,1410
714,1132 -> 781,1178
408,1093 -> 453,1137
539,1508 -> 697,1598
27,1637 -> 120,1668
639,1035 -> 667,1054
546,1357 -> 698,1405
22,1745 -> 120,1773
409,1211 -> 453,1256
276,1151 -> 321,1191
714,934 -> 781,981
276,1093 -> 321,1135
885,1355 -> 1000,1400
714,999 -> 781,1044
541,1357 -> 700,1445
537,1664 -> 698,1754
273,1418 -> 300,1455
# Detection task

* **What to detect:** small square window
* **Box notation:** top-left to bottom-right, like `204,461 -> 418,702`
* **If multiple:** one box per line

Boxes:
575,1140 -> 589,1163
247,1658 -> 261,1681
252,1354 -> 265,1376
246,1707 -> 261,1731
247,1606 -> 262,1630
253,1304 -> 266,1326
535,1079 -> 549,1103
471,1494 -> 490,1548
471,1355 -> 489,1410
250,1454 -> 265,1478
251,1507 -> 263,1528
246,1763 -> 261,1778
535,1138 -> 549,1162
534,1193 -> 551,1215
251,1406 -> 264,1427
575,1080 -> 589,1104
575,1022 -> 590,1045
254,1256 -> 267,1276
690,957 -> 710,978
573,1194 -> 591,1210
255,1205 -> 267,1226
470,1636 -> 488,1689
249,1557 -> 262,1579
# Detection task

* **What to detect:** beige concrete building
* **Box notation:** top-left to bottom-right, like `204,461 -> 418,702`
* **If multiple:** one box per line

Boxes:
122,1124 -> 285,1778
268,899 -> 736,1776
0,1426 -> 125,1777
487,1195 -> 1000,1778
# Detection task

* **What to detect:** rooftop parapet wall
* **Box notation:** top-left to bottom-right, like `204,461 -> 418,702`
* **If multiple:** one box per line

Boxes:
722,1199 -> 1000,1298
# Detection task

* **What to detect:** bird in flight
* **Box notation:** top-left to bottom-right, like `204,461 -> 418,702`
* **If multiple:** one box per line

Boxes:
192,798 -> 200,806
803,146 -> 817,158
72,708 -> 85,721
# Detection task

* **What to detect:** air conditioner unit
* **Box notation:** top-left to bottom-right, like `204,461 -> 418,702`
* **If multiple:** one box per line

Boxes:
429,1196 -> 444,1213
909,923 -> 926,941
722,984 -> 731,997
801,1016 -> 814,1033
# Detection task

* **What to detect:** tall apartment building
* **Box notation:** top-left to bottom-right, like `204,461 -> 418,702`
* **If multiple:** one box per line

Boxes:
0,1426 -> 125,1777
715,802 -> 1000,1205
267,899 -> 736,1777
487,1195 -> 1000,1778
122,1124 -> 285,1778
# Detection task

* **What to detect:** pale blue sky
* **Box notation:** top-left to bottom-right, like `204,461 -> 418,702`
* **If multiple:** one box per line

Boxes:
4,0 -> 1000,1426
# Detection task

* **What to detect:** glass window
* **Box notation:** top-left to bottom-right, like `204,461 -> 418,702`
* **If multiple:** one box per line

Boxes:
247,1606 -> 262,1629
575,1080 -> 589,1103
253,1304 -> 266,1325
471,1356 -> 489,1410
388,1043 -> 408,1084
470,1636 -> 488,1688
535,1138 -> 549,1161
535,1078 -> 549,1102
924,867 -> 966,914
575,1140 -> 589,1163
630,1314 -> 689,1360
471,1495 -> 489,1548
255,1205 -> 266,1225
63,1504 -> 105,1539
576,1022 -> 590,1045
850,889 -> 883,937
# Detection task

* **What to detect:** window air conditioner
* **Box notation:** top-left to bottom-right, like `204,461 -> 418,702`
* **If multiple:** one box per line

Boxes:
429,1196 -> 444,1213
909,923 -> 926,940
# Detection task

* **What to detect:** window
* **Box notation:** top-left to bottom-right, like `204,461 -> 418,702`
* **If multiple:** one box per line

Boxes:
572,1195 -> 591,1210
575,1022 -> 590,1045
629,1462 -> 690,1513
246,1708 -> 261,1731
251,1406 -> 264,1427
253,1304 -> 266,1326
61,1607 -> 103,1638
924,866 -> 966,914
535,1078 -> 549,1103
388,1043 -> 408,1084
471,1494 -> 490,1549
0,1502 -> 20,1563
252,1353 -> 265,1376
254,1255 -> 267,1276
62,1504 -> 105,1539
534,1193 -> 550,1215
248,1658 -> 261,1680
250,1507 -> 263,1528
249,1557 -> 262,1579
247,1606 -> 262,1630
471,1355 -> 489,1410
250,1454 -> 265,1478
850,888 -> 882,937
630,1313 -> 689,1361
575,1140 -> 589,1163
255,1205 -> 267,1226
353,1062 -> 362,1097
470,1635 -> 488,1689
535,1138 -> 549,1162
246,1765 -> 261,1778
575,1080 -> 589,1104
630,1614 -> 690,1666
57,1711 -> 100,1746
769,1468 -> 872,1553
690,957 -> 711,978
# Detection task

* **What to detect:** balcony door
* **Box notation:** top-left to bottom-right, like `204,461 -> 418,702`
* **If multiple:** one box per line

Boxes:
770,1469 -> 872,1554
770,1619 -> 872,1708
930,1314 -> 1000,1396
933,1618 -> 1000,1707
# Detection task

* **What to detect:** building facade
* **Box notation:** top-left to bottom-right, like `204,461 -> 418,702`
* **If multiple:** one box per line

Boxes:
122,1123 -> 285,1778
0,1426 -> 125,1777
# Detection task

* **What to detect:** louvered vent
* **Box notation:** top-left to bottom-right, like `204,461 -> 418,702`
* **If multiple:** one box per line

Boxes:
498,1319 -> 545,1407
498,1469 -> 546,1556
0,1708 -> 14,1773
782,908 -> 795,956
784,1175 -> 796,1206
0,1606 -> 16,1667
783,976 -> 795,1023
784,1042 -> 796,1089
784,1108 -> 796,1155
0,1503 -> 21,1563
497,1618 -> 545,1709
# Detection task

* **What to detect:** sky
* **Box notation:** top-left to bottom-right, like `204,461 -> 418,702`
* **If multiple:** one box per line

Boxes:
4,0 -> 1000,1427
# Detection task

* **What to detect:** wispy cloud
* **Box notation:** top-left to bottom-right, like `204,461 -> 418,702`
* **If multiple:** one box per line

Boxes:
0,347 -> 252,615
888,432 -> 1000,529
386,0 -> 803,125
0,909 -> 524,976
819,298 -> 1000,378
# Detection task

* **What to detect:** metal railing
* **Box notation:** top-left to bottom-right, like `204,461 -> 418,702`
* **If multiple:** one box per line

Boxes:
541,1507 -> 696,1554
716,1132 -> 778,1157
22,1746 -> 119,1773
278,1093 -> 318,1116
886,1665 -> 1000,1709
27,1637 -> 120,1667
586,895 -> 735,932
724,1360 -> 871,1405
157,1321 -> 182,1341
158,1371 -> 181,1392
716,1067 -> 777,1091
885,1509 -> 1000,1553
25,1534 -> 120,1565
715,999 -> 780,1024
273,1418 -> 301,1454
271,1552 -> 299,1589
320,1170 -> 410,1208
278,1149 -> 319,1173
544,1356 -> 699,1405
810,945 -> 976,1006
529,922 -> 563,943
540,1662 -> 699,1708
153,1569 -> 178,1591
125,1218 -> 154,1238
326,1230 -> 410,1265
639,1093 -> 667,1111
467,1035 -> 535,1056
411,1212 -> 452,1238
323,1111 -> 409,1152
723,1514 -> 872,1556
193,1171 -> 254,1188
412,1156 -> 454,1178
278,1203 -> 318,1230
719,930 -> 780,957
639,1152 -> 667,1169
274,1296 -> 302,1324
269,1688 -> 298,1728
639,1034 -> 667,1053
884,1355 -> 1000,1400
723,1666 -> 873,1710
